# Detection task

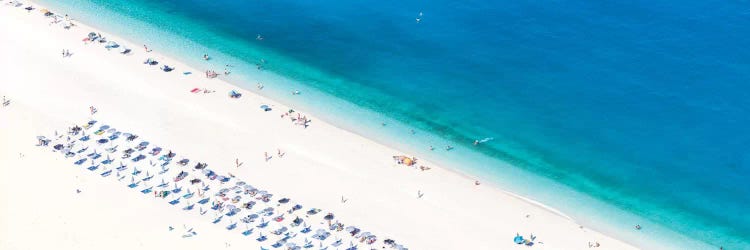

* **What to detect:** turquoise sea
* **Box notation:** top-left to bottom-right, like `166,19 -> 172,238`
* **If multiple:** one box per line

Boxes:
35,0 -> 750,249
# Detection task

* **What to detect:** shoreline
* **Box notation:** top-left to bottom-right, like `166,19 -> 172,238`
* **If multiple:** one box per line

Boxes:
1,1 -> 643,249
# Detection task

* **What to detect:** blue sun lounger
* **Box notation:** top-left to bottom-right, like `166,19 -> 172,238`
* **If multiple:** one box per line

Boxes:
331,239 -> 342,247
116,165 -> 127,171
74,158 -> 87,165
301,226 -> 311,234
101,170 -> 112,177
212,215 -> 223,224
257,221 -> 269,228
256,234 -> 267,242
227,223 -> 237,230
198,197 -> 210,204
157,179 -> 169,188
226,209 -> 238,216
79,135 -> 90,141
87,164 -> 99,171
102,158 -> 113,164
142,174 -> 154,181
271,242 -> 283,248
183,204 -> 195,211
128,181 -> 141,188
242,229 -> 253,236
169,198 -> 180,205
76,147 -> 89,154
141,186 -> 153,194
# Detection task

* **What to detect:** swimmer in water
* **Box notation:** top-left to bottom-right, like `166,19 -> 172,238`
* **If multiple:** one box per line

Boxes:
203,54 -> 209,60
446,145 -> 453,151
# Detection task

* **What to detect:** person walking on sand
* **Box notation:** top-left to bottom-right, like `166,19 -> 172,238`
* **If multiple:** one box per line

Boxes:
264,152 -> 269,162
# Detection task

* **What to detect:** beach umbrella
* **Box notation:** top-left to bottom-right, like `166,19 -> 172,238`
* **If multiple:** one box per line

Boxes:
323,213 -> 334,221
97,138 -> 109,144
100,125 -> 110,130
236,181 -> 246,186
513,235 -> 524,244
107,128 -> 117,134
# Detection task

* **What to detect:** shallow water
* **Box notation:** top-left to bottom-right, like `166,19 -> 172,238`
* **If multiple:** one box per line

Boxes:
35,0 -> 750,248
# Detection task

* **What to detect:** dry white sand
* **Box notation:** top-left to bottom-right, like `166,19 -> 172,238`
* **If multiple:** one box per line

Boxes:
0,2 -> 638,249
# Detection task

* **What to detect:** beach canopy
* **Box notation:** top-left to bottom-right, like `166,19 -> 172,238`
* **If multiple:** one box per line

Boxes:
514,235 -> 524,244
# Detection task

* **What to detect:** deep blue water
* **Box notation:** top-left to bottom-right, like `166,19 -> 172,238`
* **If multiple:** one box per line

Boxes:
36,0 -> 750,248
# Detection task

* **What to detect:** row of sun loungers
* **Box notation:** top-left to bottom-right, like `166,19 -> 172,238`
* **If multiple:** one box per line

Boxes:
39,120 -> 408,250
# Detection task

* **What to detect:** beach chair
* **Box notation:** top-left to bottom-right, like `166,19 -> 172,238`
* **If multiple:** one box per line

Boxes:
242,228 -> 253,236
169,198 -> 180,205
183,204 -> 195,211
140,186 -> 153,194
157,179 -> 169,188
212,215 -> 223,224
132,154 -> 146,162
300,224 -> 311,234
76,146 -> 89,154
183,190 -> 194,199
87,164 -> 100,171
142,172 -> 154,181
256,233 -> 267,242
172,184 -> 182,194
198,197 -> 210,204
131,167 -> 141,176
331,239 -> 342,247
271,242 -> 283,248
257,219 -> 268,228
74,158 -> 87,165
303,239 -> 313,248
227,222 -> 237,230
128,181 -> 141,188
101,170 -> 112,177
116,164 -> 127,172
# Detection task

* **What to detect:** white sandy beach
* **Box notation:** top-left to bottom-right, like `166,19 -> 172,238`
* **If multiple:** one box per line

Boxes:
0,2 -> 638,249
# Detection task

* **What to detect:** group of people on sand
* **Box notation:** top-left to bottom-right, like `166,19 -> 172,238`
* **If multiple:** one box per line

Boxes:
263,149 -> 285,162
280,110 -> 311,128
